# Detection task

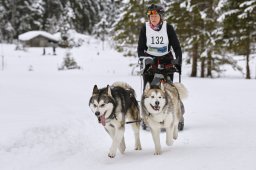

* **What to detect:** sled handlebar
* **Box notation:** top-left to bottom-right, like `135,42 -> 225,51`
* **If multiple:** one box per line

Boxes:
138,56 -> 179,74
138,56 -> 181,83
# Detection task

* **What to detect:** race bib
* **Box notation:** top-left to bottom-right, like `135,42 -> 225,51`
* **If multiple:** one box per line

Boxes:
146,21 -> 169,56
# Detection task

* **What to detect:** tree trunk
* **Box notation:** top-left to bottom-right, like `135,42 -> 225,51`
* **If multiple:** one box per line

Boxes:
191,43 -> 198,77
245,53 -> 250,79
207,50 -> 212,78
42,0 -> 49,30
245,36 -> 251,79
200,57 -> 205,78
10,0 -> 16,43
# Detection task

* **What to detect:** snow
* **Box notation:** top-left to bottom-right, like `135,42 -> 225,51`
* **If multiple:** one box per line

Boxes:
18,31 -> 59,42
0,37 -> 256,170
199,11 -> 207,19
240,0 -> 256,7
217,9 -> 240,22
215,0 -> 228,12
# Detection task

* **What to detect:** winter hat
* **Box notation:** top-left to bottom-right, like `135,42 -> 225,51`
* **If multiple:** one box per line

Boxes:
146,4 -> 165,19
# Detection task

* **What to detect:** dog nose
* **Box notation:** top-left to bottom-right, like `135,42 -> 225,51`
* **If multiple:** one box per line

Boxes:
95,111 -> 100,116
155,101 -> 159,106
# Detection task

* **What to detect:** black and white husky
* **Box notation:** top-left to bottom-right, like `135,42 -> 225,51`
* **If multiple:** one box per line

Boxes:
141,82 -> 188,155
89,82 -> 142,158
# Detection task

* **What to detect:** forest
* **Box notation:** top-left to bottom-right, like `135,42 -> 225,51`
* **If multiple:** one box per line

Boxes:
0,0 -> 255,78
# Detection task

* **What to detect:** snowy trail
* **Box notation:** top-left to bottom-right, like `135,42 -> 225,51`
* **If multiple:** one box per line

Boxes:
1,72 -> 256,170
0,41 -> 256,170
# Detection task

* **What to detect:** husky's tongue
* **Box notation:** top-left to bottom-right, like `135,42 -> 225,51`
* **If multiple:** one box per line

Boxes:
99,115 -> 106,126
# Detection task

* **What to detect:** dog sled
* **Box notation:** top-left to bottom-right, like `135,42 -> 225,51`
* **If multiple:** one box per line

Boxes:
138,56 -> 185,131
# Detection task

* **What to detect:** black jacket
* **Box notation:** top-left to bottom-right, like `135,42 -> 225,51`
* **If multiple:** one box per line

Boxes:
137,22 -> 182,65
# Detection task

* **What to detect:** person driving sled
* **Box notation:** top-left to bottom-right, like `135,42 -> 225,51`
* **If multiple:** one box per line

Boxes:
137,4 -> 182,88
138,4 -> 185,130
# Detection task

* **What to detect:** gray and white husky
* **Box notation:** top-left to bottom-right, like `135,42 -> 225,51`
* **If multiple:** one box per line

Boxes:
89,82 -> 142,158
141,82 -> 188,155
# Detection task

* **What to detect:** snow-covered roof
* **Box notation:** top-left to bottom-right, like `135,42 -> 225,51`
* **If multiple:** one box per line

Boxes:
18,31 -> 59,42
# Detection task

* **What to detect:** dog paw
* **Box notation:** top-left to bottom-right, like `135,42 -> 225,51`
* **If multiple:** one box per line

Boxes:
108,152 -> 116,158
154,151 -> 161,155
135,145 -> 142,150
108,148 -> 117,158
166,139 -> 174,146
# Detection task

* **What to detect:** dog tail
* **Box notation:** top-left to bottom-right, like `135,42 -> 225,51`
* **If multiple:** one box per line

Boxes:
173,83 -> 188,100
112,81 -> 136,97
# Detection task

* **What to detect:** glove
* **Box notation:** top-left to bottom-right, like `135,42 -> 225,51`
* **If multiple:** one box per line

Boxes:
171,59 -> 182,73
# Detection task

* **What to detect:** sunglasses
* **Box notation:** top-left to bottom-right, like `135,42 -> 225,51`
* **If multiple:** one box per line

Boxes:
147,10 -> 158,15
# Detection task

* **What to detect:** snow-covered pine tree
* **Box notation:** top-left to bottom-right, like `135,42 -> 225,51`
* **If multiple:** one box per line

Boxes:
0,0 -> 45,41
58,1 -> 75,48
68,0 -> 100,34
167,0 -> 232,78
0,2 -> 12,42
19,0 -> 45,32
166,0 -> 192,70
167,0 -> 205,77
94,0 -> 123,43
0,0 -> 16,42
41,0 -> 63,32
0,0 -> 102,40
196,0 -> 222,78
218,0 -> 256,79
112,0 -> 145,56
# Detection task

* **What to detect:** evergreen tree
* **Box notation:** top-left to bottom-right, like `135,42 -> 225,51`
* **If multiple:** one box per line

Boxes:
18,0 -> 45,32
167,0 -> 234,78
94,0 -> 123,41
0,6 -> 3,41
0,0 -> 47,41
112,0 -> 145,56
69,0 -> 100,34
0,0 -> 101,39
198,0 -> 222,78
0,1 -> 8,41
167,0 -> 204,77
219,0 -> 256,79
41,0 -> 63,32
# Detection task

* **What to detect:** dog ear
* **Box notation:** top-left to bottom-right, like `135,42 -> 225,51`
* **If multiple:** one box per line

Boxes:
160,82 -> 165,92
93,85 -> 99,95
144,82 -> 151,93
107,85 -> 112,97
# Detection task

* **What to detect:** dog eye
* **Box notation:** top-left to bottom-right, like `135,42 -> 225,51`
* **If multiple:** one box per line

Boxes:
151,96 -> 155,99
159,97 -> 162,99
100,104 -> 105,107
93,104 -> 97,108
